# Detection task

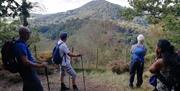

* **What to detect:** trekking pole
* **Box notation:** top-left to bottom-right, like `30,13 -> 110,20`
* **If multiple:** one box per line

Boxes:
81,56 -> 86,91
69,47 -> 74,88
45,67 -> 50,91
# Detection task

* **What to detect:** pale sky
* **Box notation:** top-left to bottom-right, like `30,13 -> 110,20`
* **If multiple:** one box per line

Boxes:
26,0 -> 130,14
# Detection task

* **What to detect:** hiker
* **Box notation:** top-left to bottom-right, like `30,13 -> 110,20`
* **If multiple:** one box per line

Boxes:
55,32 -> 82,91
129,34 -> 147,88
14,26 -> 47,91
149,39 -> 180,91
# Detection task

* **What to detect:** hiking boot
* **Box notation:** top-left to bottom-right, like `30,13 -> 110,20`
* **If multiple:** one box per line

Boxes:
129,83 -> 134,89
73,85 -> 79,91
136,84 -> 141,88
61,83 -> 70,91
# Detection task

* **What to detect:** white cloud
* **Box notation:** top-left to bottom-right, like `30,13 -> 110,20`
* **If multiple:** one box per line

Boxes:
28,0 -> 130,14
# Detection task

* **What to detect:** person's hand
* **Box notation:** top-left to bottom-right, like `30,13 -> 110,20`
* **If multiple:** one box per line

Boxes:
77,54 -> 82,57
39,62 -> 48,68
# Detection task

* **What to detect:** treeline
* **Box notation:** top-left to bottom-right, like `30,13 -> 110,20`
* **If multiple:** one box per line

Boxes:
121,0 -> 180,48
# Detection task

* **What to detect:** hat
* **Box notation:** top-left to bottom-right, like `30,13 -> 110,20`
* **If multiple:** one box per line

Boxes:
137,34 -> 145,41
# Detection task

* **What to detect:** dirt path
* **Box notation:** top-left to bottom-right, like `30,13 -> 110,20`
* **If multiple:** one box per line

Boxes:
0,72 -> 116,91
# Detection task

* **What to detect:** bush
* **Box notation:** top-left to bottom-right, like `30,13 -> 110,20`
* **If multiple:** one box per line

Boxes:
108,60 -> 129,74
145,53 -> 156,66
37,51 -> 52,64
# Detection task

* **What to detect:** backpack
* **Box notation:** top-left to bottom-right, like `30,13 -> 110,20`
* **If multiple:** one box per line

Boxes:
1,40 -> 19,73
168,55 -> 180,90
52,42 -> 65,64
132,45 -> 146,62
134,45 -> 146,56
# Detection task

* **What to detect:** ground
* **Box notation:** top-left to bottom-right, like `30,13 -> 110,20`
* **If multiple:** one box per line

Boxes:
0,69 -> 153,91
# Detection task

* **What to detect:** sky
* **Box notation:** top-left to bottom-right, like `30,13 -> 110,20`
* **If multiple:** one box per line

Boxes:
26,0 -> 130,14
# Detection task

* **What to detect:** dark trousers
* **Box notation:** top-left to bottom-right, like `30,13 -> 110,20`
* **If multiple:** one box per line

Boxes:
129,61 -> 144,86
19,69 -> 43,91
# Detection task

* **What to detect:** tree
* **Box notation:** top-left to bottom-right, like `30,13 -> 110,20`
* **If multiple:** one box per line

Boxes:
0,0 -> 41,47
0,0 -> 33,26
121,8 -> 137,20
128,0 -> 180,47
0,19 -> 19,47
128,0 -> 180,23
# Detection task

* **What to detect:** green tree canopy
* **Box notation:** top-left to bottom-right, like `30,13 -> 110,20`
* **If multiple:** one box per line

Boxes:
0,0 -> 33,26
127,0 -> 180,48
128,0 -> 180,23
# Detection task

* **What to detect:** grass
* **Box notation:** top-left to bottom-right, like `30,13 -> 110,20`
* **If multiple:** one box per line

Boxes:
86,70 -> 153,91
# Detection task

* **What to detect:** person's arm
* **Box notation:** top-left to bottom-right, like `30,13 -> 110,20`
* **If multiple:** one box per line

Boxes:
16,44 -> 46,68
62,44 -> 81,57
67,52 -> 81,57
20,56 -> 46,68
130,45 -> 134,54
149,58 -> 164,73
143,46 -> 147,56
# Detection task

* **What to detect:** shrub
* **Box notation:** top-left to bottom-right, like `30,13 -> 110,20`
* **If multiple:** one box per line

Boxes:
108,60 -> 129,74
37,51 -> 52,64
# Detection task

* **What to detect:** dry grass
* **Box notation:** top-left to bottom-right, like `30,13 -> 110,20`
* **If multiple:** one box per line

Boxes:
88,70 -> 153,91
37,51 -> 52,62
0,69 -> 154,91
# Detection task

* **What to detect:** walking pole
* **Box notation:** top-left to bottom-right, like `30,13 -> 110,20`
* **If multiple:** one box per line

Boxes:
45,67 -> 50,91
81,56 -> 86,91
69,47 -> 74,88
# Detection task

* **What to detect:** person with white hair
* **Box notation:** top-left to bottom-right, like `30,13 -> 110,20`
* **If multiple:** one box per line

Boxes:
129,34 -> 147,88
14,26 -> 47,91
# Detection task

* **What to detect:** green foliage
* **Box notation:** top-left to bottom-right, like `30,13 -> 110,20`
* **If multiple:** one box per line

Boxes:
0,0 -> 35,26
28,27 -> 41,45
162,14 -> 180,48
128,0 -> 179,22
0,0 -> 33,18
0,0 -> 20,17
0,19 -> 19,47
128,0 -> 180,48
0,19 -> 41,49
121,8 -> 137,20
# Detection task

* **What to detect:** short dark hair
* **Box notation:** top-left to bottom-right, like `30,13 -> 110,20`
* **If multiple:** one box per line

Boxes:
60,32 -> 68,40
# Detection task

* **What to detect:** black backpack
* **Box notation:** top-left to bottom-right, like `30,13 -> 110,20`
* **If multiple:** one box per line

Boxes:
52,42 -> 65,65
1,40 -> 19,73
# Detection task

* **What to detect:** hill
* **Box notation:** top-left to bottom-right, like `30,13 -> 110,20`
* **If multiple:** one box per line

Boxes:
30,0 -> 124,26
29,0 -> 154,65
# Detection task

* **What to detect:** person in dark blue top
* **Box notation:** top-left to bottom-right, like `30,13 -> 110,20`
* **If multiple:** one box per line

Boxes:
14,26 -> 47,91
129,34 -> 147,88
